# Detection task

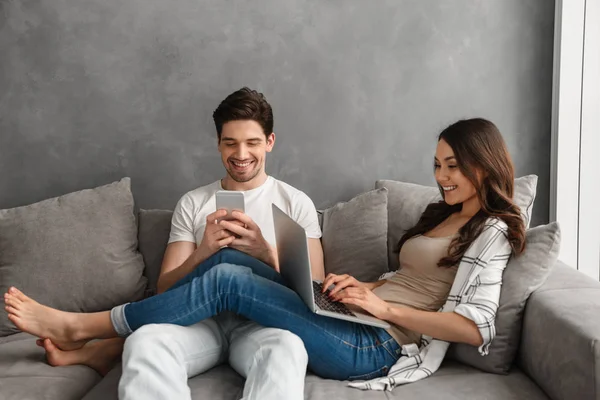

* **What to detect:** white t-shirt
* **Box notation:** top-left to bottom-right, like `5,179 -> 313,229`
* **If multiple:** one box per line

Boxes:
168,176 -> 321,247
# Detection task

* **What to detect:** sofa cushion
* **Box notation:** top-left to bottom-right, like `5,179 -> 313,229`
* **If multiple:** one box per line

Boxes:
447,222 -> 561,373
517,261 -> 600,400
0,178 -> 147,336
0,332 -> 101,400
138,209 -> 173,295
82,361 -> 549,400
376,175 -> 537,271
319,188 -> 389,282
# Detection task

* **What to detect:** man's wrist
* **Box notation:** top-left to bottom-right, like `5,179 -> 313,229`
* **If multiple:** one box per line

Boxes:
260,245 -> 277,268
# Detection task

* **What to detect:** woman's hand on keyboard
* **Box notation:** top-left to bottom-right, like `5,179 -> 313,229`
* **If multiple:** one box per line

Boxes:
332,287 -> 390,319
322,273 -> 365,297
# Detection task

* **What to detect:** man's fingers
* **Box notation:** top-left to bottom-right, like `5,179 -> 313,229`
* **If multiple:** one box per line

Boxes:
219,220 -> 249,237
230,237 -> 251,248
230,211 -> 258,230
217,236 -> 235,247
207,210 -> 228,224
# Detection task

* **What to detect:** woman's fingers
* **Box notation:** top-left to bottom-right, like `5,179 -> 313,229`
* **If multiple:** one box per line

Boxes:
328,277 -> 356,296
322,274 -> 341,292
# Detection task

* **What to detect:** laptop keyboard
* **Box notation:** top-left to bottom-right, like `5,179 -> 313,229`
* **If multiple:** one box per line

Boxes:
312,281 -> 355,316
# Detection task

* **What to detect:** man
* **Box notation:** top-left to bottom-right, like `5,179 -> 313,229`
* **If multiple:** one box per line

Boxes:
39,87 -> 325,400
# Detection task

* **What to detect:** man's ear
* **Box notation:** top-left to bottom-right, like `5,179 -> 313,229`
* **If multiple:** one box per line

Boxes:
266,133 -> 276,153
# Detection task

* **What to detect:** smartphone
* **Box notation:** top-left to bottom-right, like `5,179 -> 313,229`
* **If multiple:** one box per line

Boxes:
215,190 -> 245,221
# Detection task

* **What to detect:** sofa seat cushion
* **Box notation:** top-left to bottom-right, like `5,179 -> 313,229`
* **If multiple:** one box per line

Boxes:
0,333 -> 101,400
81,360 -> 549,400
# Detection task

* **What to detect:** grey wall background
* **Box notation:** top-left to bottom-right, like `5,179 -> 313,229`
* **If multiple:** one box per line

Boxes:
0,0 -> 554,226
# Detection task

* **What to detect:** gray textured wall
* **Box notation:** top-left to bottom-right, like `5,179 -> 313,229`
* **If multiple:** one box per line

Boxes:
0,0 -> 554,225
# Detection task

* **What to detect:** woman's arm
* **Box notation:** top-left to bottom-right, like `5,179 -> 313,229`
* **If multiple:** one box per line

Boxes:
383,307 -> 483,347
334,287 -> 482,347
363,280 -> 387,290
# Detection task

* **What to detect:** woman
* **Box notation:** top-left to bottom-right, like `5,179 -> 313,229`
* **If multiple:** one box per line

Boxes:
4,118 -> 525,383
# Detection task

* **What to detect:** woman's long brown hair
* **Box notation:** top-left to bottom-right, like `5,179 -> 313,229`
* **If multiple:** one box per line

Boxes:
398,118 -> 526,268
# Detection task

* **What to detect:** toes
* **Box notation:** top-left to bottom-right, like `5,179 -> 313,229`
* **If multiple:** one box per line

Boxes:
8,287 -> 27,301
4,296 -> 20,308
43,338 -> 58,352
5,305 -> 20,317
6,313 -> 20,326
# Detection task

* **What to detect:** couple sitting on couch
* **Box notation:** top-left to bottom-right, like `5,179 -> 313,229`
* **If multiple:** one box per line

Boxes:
3,88 -> 526,399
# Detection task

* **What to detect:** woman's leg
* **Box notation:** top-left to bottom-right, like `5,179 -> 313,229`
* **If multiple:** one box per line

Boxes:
26,248 -> 275,371
5,263 -> 399,379
166,247 -> 284,291
119,263 -> 400,380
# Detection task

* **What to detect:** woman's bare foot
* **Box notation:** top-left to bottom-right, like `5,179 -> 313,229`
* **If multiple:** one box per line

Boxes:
4,287 -> 82,343
39,338 -> 121,376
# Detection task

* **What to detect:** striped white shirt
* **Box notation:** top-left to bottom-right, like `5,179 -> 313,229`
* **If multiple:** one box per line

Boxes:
350,218 -> 512,391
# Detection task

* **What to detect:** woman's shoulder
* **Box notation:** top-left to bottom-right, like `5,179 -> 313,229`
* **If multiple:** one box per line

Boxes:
481,216 -> 509,233
465,217 -> 509,247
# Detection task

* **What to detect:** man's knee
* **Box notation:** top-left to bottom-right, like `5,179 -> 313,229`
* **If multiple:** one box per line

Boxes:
262,330 -> 308,365
123,324 -> 175,360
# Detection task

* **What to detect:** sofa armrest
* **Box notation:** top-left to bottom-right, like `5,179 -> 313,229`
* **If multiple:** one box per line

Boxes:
517,260 -> 600,400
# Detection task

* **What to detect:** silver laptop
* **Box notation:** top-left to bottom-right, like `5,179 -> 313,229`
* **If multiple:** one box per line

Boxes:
272,204 -> 390,329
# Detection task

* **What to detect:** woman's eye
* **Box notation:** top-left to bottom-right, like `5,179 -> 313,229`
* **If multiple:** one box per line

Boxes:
448,165 -> 457,169
434,164 -> 441,169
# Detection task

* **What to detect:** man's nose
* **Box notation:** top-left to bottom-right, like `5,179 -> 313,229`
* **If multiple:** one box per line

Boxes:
235,145 -> 249,159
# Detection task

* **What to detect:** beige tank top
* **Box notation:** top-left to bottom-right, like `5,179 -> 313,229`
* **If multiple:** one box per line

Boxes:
372,235 -> 458,346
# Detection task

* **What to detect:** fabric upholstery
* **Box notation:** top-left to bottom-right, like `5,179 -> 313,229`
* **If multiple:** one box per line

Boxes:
0,178 -> 147,336
138,209 -> 173,294
319,188 -> 389,282
0,332 -> 101,400
518,260 -> 600,400
81,361 -> 549,400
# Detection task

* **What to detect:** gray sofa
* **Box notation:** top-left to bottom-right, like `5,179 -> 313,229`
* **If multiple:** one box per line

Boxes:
0,212 -> 598,400
1,178 -> 599,400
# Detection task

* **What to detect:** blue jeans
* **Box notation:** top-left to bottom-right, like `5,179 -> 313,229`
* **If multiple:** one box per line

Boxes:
111,248 -> 401,381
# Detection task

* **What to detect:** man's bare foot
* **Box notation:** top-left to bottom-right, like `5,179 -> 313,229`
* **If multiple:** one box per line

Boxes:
4,287 -> 82,344
39,338 -> 119,376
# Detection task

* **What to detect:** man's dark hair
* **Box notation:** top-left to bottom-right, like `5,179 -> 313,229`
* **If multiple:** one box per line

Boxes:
212,87 -> 274,140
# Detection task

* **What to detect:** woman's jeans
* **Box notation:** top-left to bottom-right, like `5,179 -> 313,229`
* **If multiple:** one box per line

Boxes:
111,248 -> 401,380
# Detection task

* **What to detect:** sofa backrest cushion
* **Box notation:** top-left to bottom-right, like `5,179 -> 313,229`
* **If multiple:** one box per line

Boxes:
138,209 -> 173,295
0,178 -> 147,337
319,188 -> 389,282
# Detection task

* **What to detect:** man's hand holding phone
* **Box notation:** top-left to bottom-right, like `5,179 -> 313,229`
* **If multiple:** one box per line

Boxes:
218,212 -> 278,270
195,210 -> 238,260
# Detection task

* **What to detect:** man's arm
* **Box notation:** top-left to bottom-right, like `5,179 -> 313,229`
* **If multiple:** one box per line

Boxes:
308,238 -> 325,281
156,241 -> 200,294
157,209 -> 236,293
